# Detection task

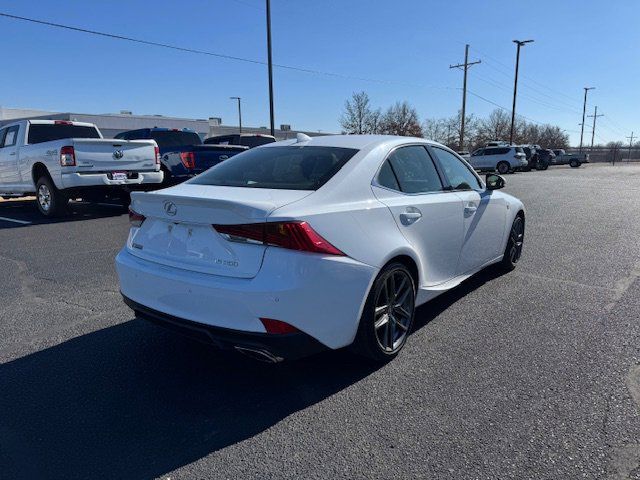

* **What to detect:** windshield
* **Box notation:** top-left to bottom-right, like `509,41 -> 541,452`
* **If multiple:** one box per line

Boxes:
28,124 -> 101,144
149,131 -> 202,149
190,146 -> 358,190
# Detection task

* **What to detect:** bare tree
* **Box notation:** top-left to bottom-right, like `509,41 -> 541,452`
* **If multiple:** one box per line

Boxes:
366,108 -> 383,134
380,101 -> 422,137
340,92 -> 376,134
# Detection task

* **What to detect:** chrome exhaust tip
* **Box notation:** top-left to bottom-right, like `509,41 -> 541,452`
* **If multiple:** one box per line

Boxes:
234,346 -> 284,363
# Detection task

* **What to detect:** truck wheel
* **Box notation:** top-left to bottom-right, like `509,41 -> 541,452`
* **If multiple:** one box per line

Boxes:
570,160 -> 580,168
36,176 -> 68,217
497,162 -> 510,174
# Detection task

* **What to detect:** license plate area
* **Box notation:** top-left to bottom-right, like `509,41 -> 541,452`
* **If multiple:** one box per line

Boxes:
111,171 -> 127,181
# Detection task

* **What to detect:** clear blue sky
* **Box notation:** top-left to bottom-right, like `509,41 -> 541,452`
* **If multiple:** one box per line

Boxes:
0,0 -> 638,145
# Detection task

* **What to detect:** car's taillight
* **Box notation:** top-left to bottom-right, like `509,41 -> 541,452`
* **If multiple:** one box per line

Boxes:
179,151 -> 195,169
260,318 -> 300,334
59,146 -> 76,166
128,208 -> 146,227
213,221 -> 344,256
154,146 -> 160,167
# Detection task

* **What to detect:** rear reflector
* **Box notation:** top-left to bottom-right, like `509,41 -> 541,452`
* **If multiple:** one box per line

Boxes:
128,208 -> 146,227
213,221 -> 344,256
260,318 -> 300,335
179,151 -> 195,169
59,146 -> 76,166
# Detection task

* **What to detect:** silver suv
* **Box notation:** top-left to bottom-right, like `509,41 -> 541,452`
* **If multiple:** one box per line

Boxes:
469,146 -> 528,174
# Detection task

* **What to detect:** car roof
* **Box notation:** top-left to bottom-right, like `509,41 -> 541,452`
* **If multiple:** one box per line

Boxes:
266,134 -> 442,150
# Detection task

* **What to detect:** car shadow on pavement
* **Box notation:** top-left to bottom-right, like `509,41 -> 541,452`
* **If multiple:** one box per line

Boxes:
0,266 -> 505,479
0,199 -> 127,228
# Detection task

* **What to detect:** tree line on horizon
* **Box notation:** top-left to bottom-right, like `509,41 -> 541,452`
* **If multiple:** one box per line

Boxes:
339,91 -> 571,151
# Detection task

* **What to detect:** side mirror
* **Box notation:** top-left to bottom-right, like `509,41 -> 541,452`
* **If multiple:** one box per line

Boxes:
485,173 -> 505,190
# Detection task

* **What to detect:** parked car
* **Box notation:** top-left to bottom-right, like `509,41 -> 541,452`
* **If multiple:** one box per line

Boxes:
117,134 -> 525,363
0,120 -> 162,216
534,148 -> 555,170
115,128 -> 247,185
204,133 -> 276,148
552,149 -> 589,167
468,146 -> 527,174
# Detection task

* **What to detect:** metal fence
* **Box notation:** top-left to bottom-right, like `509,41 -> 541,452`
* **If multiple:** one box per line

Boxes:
566,146 -> 640,163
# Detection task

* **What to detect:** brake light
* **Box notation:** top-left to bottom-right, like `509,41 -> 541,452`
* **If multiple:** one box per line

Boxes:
54,120 -> 73,125
154,146 -> 160,167
128,207 -> 146,227
213,221 -> 344,256
59,146 -> 76,166
179,151 -> 195,169
260,318 -> 300,334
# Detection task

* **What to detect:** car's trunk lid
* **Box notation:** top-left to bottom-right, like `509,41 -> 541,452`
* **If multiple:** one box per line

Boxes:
127,185 -> 312,278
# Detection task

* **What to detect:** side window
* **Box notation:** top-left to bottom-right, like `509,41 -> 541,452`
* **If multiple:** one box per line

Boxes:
386,145 -> 443,194
471,148 -> 484,156
0,128 -> 6,148
2,126 -> 19,147
484,148 -> 497,156
431,147 -> 482,191
377,160 -> 400,190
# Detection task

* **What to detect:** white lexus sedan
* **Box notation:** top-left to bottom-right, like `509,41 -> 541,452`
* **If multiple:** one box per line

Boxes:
116,135 -> 525,363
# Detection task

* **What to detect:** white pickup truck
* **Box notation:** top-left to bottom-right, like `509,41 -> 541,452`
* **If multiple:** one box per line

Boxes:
0,120 -> 163,216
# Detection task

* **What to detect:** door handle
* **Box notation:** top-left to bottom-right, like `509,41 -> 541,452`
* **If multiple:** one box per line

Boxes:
399,208 -> 422,225
464,203 -> 477,214
9,152 -> 16,156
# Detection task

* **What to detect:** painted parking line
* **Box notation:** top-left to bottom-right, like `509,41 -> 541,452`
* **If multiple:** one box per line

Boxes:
0,216 -> 32,225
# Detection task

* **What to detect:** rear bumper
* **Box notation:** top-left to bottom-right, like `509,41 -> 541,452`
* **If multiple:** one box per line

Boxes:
116,247 -> 377,351
124,295 -> 326,361
60,171 -> 163,189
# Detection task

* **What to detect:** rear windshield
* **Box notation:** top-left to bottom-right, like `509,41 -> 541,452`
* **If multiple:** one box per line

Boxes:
190,146 -> 358,190
28,124 -> 101,144
149,131 -> 202,149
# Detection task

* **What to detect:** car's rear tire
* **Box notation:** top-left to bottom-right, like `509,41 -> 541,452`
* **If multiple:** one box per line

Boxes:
35,176 -> 68,217
352,262 -> 416,363
497,162 -> 510,175
499,215 -> 524,271
570,160 -> 580,168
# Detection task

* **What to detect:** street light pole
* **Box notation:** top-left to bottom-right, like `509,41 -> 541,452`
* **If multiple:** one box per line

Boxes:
579,87 -> 595,153
230,96 -> 242,133
510,39 -> 533,145
265,0 -> 275,136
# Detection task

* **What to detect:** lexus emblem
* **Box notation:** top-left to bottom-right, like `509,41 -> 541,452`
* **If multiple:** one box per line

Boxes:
163,201 -> 177,216
113,150 -> 124,159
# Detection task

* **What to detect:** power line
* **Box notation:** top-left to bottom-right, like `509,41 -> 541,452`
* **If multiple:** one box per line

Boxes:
0,11 -> 452,90
469,45 -> 584,108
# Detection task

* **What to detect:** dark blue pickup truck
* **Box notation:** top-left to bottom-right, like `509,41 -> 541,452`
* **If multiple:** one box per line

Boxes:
115,128 -> 247,185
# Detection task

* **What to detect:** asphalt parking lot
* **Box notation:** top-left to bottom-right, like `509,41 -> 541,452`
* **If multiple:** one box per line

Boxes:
1,163 -> 639,479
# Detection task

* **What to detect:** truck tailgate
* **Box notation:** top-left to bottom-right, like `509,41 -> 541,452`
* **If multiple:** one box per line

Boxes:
73,139 -> 157,172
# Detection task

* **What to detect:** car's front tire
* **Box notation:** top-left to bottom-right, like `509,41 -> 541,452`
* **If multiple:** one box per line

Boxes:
500,215 -> 525,271
497,161 -> 510,175
352,262 -> 416,363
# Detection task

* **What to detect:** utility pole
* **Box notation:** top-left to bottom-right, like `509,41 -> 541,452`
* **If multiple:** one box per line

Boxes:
450,44 -> 481,151
587,106 -> 603,151
627,132 -> 635,162
230,96 -> 242,133
579,87 -> 595,153
510,39 -> 534,145
265,0 -> 275,136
